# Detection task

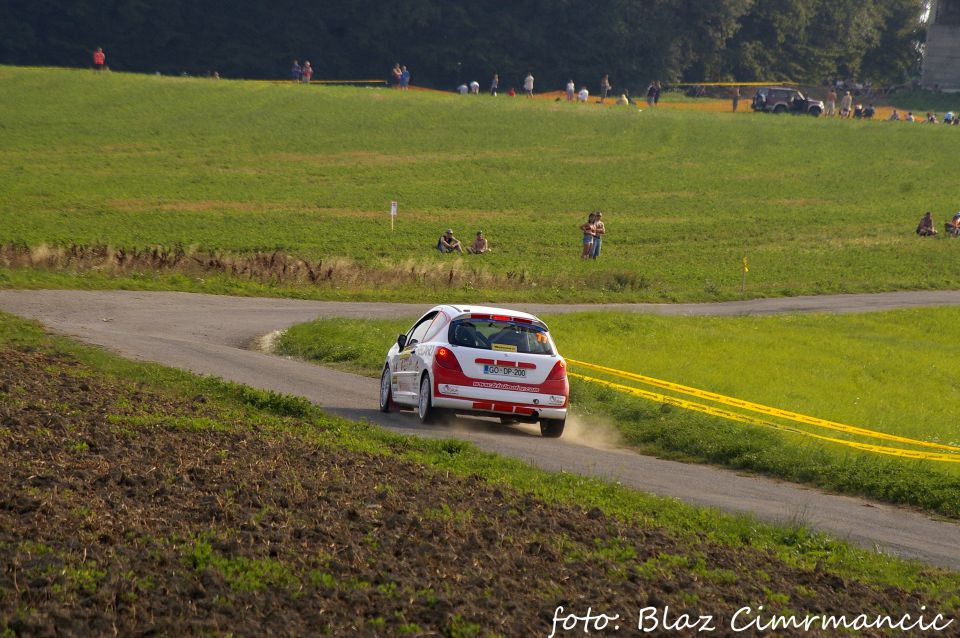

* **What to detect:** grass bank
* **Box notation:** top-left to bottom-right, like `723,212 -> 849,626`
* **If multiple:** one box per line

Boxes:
275,308 -> 960,517
3,66 -> 960,302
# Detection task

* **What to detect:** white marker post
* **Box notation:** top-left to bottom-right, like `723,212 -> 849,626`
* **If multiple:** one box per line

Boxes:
390,200 -> 397,231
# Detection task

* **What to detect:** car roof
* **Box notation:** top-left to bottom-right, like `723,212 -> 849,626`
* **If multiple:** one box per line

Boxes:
437,304 -> 546,324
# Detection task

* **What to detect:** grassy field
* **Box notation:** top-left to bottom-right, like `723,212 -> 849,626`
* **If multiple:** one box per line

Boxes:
275,308 -> 960,516
2,310 -> 959,628
3,66 -> 960,302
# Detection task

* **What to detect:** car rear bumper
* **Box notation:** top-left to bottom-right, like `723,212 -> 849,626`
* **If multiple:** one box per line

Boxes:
432,395 -> 567,420
434,382 -> 567,419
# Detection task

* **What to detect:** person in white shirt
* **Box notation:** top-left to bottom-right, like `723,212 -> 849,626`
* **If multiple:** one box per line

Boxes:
523,72 -> 534,97
577,86 -> 589,102
457,84 -> 468,95
469,80 -> 480,94
566,80 -> 575,101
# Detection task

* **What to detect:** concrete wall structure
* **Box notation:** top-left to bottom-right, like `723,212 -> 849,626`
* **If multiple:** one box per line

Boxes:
922,0 -> 960,90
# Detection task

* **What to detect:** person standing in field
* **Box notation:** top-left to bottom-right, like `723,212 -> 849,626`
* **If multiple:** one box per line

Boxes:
590,212 -> 605,259
490,73 -> 499,95
826,88 -> 837,116
840,91 -> 853,118
400,65 -> 410,89
566,80 -> 575,101
646,81 -> 657,106
93,47 -> 106,72
290,60 -> 301,82
599,74 -> 611,103
732,86 -> 741,112
580,213 -> 597,258
301,61 -> 313,84
391,63 -> 402,88
523,72 -> 534,97
654,81 -> 662,104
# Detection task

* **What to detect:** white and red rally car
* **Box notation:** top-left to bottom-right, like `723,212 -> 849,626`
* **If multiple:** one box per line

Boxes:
379,305 -> 569,437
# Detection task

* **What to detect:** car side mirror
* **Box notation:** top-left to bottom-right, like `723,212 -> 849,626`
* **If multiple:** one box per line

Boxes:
397,334 -> 407,349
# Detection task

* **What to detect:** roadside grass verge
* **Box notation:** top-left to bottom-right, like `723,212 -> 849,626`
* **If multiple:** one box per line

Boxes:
2,310 -> 959,603
3,66 -> 960,302
274,309 -> 960,517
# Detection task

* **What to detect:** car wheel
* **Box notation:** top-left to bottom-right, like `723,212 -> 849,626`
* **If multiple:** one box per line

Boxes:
417,374 -> 436,424
379,365 -> 394,412
540,418 -> 565,438
773,105 -> 787,114
809,107 -> 822,117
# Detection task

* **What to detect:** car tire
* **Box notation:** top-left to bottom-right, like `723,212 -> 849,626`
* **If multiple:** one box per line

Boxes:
809,107 -> 822,117
379,365 -> 394,412
417,374 -> 436,424
540,418 -> 565,438
773,105 -> 787,114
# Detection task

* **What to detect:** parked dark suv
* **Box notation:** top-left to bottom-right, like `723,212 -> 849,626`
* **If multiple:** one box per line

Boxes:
751,87 -> 824,116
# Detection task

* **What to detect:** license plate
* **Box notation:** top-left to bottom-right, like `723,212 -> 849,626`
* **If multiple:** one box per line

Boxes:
483,365 -> 527,378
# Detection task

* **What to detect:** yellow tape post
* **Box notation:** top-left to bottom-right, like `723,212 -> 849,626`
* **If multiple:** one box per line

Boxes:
566,360 -> 960,463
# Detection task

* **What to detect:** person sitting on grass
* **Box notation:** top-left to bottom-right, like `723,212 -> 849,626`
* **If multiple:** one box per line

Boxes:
946,212 -> 960,237
437,229 -> 464,254
467,231 -> 488,254
917,211 -> 938,237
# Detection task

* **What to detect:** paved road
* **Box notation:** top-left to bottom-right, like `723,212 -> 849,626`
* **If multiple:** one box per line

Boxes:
1,289 -> 958,570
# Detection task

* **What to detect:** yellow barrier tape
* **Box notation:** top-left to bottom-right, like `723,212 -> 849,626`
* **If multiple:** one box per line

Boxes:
570,372 -> 960,463
567,359 -> 960,454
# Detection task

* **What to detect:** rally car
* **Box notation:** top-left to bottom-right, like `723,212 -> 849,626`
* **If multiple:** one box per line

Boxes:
379,305 -> 569,437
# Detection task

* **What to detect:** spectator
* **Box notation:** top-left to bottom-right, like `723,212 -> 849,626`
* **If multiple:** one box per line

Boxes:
507,87 -> 516,97
469,80 -> 480,94
646,81 -> 657,106
578,86 -> 589,102
906,111 -> 916,122
400,65 -> 410,89
457,83 -> 469,95
590,212 -> 605,259
468,231 -> 488,254
927,112 -> 938,124
599,74 -> 611,103
853,103 -> 863,119
438,229 -> 464,254
93,47 -> 106,72
490,73 -> 499,96
617,92 -> 628,106
579,213 -> 597,258
523,72 -> 535,97
732,86 -> 741,112
863,104 -> 875,119
826,88 -> 837,116
946,111 -> 955,124
301,61 -> 313,84
654,81 -> 662,104
840,91 -> 853,118
917,212 -> 938,237
291,60 -> 301,82
889,109 -> 900,121
946,212 -> 960,237
391,63 -> 402,88
566,80 -> 575,101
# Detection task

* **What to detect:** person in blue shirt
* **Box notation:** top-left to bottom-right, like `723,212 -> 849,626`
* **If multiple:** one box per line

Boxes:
290,60 -> 301,82
400,66 -> 410,90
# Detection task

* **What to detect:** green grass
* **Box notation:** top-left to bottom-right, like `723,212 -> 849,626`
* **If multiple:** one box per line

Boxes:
2,309 -> 959,599
274,309 -> 960,516
3,66 -> 960,302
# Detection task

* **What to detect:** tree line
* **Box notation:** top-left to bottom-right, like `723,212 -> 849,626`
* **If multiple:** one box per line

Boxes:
0,0 -> 926,92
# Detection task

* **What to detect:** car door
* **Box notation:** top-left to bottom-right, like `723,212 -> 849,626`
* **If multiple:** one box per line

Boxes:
394,312 -> 437,400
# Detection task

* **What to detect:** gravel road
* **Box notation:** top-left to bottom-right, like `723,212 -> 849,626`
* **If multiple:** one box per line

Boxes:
1,289 -> 958,569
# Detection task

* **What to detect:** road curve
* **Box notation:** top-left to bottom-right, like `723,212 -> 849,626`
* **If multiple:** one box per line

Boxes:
1,289 -> 958,570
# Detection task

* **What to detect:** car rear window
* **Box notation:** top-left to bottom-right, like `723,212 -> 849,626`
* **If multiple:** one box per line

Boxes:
448,318 -> 554,355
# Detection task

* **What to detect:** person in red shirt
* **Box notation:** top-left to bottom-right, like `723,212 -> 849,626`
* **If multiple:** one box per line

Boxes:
93,47 -> 105,72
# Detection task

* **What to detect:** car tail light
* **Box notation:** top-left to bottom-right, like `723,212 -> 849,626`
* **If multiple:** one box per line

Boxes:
546,359 -> 567,381
435,347 -> 463,372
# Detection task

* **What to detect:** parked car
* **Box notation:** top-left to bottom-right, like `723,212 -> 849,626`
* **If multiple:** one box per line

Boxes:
379,305 -> 569,437
751,87 -> 824,116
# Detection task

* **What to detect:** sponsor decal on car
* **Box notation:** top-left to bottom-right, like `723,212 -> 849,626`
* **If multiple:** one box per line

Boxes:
491,343 -> 518,352
471,381 -> 539,393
